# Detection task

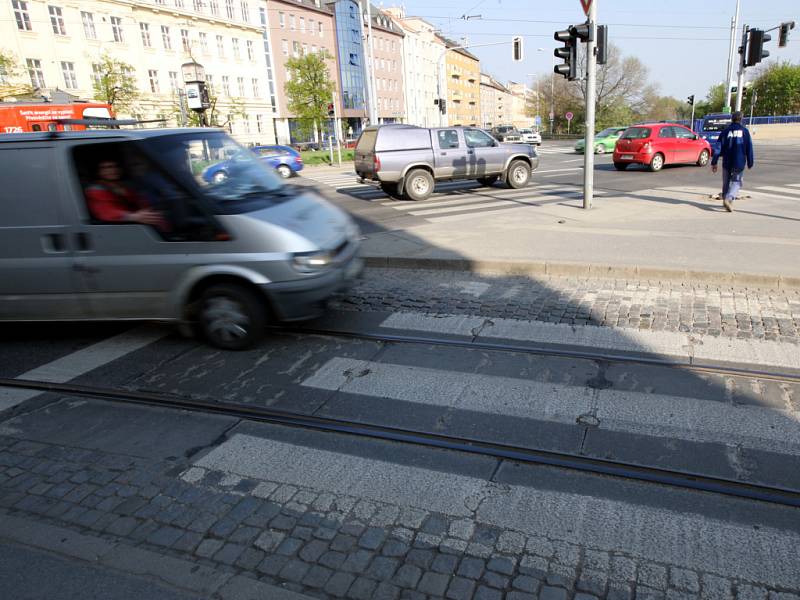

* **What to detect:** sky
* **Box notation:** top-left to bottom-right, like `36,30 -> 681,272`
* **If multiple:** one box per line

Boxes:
387,0 -> 799,105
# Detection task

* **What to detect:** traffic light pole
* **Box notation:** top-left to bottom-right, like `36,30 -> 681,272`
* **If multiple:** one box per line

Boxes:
582,1 -> 597,210
724,0 -> 741,113
735,24 -> 749,112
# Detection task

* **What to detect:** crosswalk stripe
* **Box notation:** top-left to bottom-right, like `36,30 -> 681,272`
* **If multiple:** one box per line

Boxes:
409,199 -> 531,216
754,185 -> 800,196
789,183 -> 800,188
383,188 -> 605,213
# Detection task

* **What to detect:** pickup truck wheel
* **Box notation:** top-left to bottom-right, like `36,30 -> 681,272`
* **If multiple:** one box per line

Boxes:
198,284 -> 266,350
404,169 -> 434,201
477,176 -> 499,187
506,160 -> 531,189
380,182 -> 403,199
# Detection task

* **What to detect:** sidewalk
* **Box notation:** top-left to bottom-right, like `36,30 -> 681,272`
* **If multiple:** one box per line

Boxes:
358,182 -> 800,289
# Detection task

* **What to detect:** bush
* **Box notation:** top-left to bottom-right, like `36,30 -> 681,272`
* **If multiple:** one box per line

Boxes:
301,149 -> 354,165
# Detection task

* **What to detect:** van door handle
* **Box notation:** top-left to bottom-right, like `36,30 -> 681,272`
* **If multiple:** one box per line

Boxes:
467,150 -> 475,155
41,233 -> 67,253
75,232 -> 92,252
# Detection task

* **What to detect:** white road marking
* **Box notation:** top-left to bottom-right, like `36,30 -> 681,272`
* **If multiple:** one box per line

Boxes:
535,168 -> 583,173
754,185 -> 800,196
0,325 -> 169,411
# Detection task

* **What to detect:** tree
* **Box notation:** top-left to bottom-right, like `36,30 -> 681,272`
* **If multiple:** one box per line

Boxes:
92,53 -> 139,114
284,51 -> 335,141
0,48 -> 34,100
171,90 -> 246,129
749,61 -> 800,116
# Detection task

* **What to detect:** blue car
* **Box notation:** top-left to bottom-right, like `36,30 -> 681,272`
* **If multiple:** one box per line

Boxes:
203,144 -> 303,183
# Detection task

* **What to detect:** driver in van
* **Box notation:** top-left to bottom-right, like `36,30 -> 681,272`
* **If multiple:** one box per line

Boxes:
84,160 -> 168,229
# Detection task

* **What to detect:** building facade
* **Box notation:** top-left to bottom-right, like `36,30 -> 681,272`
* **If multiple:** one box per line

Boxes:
384,8 -> 441,128
507,81 -> 533,129
441,39 -> 479,127
365,7 -> 404,125
1,0 -> 276,144
480,73 -> 512,128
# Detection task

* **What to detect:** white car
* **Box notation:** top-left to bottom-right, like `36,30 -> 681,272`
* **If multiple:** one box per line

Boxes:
519,128 -> 542,146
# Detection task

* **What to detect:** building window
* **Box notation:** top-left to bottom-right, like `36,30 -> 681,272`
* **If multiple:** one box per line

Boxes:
161,26 -> 172,50
199,32 -> 209,54
237,76 -> 245,96
206,74 -> 214,93
140,23 -> 152,47
26,58 -> 45,88
243,114 -> 250,133
168,70 -> 178,91
279,12 -> 285,28
240,1 -> 249,22
246,40 -> 254,61
216,35 -> 224,57
209,0 -> 218,15
81,12 -> 97,39
300,17 -> 305,33
181,29 -> 190,52
222,75 -> 230,96
281,40 -> 288,56
175,0 -> 184,8
13,1 -> 31,31
290,14 -> 295,31
292,41 -> 300,57
61,61 -> 77,88
193,0 -> 203,11
49,5 -> 66,35
311,45 -> 317,54
111,17 -> 124,43
91,63 -> 103,88
318,22 -> 323,37
232,38 -> 240,59
225,0 -> 234,19
256,114 -> 263,133
251,77 -> 259,97
148,69 -> 159,93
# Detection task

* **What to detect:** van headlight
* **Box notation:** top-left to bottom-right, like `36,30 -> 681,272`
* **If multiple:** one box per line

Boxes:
292,251 -> 334,273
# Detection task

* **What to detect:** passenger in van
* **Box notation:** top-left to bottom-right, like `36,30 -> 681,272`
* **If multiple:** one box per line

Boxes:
84,160 -> 168,230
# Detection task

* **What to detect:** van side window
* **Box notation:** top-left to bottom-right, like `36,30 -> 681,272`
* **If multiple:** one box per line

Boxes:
0,147 -> 60,226
73,142 -> 223,242
437,130 -> 459,149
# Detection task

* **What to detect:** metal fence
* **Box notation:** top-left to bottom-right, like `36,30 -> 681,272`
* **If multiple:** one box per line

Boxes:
674,115 -> 800,131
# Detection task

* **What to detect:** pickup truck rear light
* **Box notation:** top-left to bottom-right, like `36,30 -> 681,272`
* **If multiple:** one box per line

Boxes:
373,155 -> 381,172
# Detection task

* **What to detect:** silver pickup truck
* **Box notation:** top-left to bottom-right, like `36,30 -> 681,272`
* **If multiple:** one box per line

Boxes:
354,125 -> 539,201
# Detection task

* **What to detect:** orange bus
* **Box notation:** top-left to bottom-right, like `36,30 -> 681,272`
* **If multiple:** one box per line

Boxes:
0,102 -> 115,133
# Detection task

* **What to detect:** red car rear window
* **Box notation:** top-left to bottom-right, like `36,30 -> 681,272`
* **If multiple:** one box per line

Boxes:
621,127 -> 651,139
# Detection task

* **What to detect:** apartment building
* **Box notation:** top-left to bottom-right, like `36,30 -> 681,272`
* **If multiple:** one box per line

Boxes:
441,38 -> 480,127
507,81 -> 533,129
480,72 -> 512,128
1,0 -> 276,144
384,7 -> 442,128
365,7 -> 404,124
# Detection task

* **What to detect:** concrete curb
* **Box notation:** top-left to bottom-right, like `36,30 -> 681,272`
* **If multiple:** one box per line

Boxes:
362,255 -> 800,290
0,511 -> 315,600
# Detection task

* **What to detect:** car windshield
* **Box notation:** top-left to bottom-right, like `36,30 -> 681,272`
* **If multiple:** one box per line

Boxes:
597,128 -> 620,137
519,128 -> 532,134
142,131 -> 290,214
496,127 -> 515,133
703,117 -> 732,132
621,127 -> 651,139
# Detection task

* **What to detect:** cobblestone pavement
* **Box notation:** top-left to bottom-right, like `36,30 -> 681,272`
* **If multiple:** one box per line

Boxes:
1,435 -> 796,600
331,269 -> 800,343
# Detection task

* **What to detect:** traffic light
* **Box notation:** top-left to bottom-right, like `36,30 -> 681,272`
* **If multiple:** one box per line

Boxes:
512,36 -> 523,62
570,22 -> 593,43
596,25 -> 608,65
327,103 -> 335,116
687,94 -> 694,106
439,98 -> 447,114
554,29 -> 577,81
779,21 -> 795,48
746,28 -> 771,67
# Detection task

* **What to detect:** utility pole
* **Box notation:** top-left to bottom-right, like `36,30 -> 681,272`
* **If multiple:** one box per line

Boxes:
332,90 -> 342,166
735,24 -> 748,112
724,0 -> 741,113
582,1 -> 597,210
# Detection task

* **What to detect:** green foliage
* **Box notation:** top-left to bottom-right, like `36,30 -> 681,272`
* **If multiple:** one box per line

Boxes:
749,62 -> 800,115
0,48 -> 33,98
92,53 -> 139,114
301,149 -> 355,165
284,51 -> 336,140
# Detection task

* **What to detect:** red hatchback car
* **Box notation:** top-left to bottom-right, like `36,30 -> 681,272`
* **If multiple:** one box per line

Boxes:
613,123 -> 712,172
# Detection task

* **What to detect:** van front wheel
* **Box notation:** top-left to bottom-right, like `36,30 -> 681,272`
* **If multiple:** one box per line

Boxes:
198,284 -> 266,350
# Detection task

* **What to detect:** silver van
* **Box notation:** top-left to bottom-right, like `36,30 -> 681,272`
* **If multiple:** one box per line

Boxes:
0,128 -> 362,349
354,125 -> 538,201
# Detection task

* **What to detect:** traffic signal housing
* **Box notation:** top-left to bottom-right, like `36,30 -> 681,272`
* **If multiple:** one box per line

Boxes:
779,21 -> 795,48
554,29 -> 577,81
512,36 -> 523,62
596,25 -> 608,65
439,98 -> 447,114
687,95 -> 694,106
746,28 -> 771,67
327,103 -> 335,116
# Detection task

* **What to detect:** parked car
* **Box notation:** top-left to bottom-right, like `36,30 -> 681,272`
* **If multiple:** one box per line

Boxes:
518,128 -> 542,145
490,125 -> 522,143
612,123 -> 712,172
354,124 -> 539,201
0,127 -> 362,350
252,145 -> 304,178
575,127 -> 627,154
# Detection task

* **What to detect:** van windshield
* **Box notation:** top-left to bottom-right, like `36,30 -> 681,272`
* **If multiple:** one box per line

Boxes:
143,131 -> 291,214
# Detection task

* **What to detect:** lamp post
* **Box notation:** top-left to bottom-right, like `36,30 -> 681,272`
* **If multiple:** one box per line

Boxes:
181,61 -> 210,126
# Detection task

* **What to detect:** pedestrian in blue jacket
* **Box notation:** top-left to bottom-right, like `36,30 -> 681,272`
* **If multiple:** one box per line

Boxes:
710,111 -> 754,212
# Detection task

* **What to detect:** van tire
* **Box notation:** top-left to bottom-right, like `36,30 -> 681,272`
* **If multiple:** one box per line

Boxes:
380,182 -> 403,199
477,176 -> 499,187
198,284 -> 266,350
506,160 -> 531,189
404,169 -> 434,201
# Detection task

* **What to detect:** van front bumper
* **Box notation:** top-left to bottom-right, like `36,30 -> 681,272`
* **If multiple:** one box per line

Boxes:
261,255 -> 364,322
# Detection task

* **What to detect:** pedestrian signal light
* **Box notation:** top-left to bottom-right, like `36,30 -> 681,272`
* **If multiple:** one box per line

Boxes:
596,25 -> 608,65
439,98 -> 447,114
512,36 -> 523,62
687,95 -> 694,106
327,103 -> 335,116
746,29 -> 771,67
554,29 -> 577,81
779,21 -> 795,48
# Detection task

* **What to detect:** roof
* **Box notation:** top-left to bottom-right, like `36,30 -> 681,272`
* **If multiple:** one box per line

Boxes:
277,0 -> 333,15
439,37 -> 480,61
0,127 -> 224,144
324,1 -> 403,35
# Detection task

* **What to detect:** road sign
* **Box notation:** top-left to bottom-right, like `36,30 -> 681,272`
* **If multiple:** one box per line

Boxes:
534,115 -> 542,126
565,111 -> 574,121
579,0 -> 592,16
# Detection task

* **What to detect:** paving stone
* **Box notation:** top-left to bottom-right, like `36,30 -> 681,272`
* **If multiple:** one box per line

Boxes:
399,591 -> 426,600
392,564 -> 423,588
213,543 -> 246,566
507,592 -> 537,600
421,514 -> 449,536
314,526 -> 338,541
457,556 -> 486,580
496,531 -> 526,554
332,534 -> 358,552
359,526 -> 387,550
576,569 -> 607,596
270,514 -> 297,531
325,572 -> 356,598
417,571 -> 450,596
147,525 -> 184,548
373,582 -> 401,600
448,518 -> 475,540
446,576 -> 476,600
512,575 -> 540,593
209,518 -> 238,538
519,554 -> 548,579
276,537 -> 304,557
300,539 -> 329,563
670,567 -> 700,593
196,538 -> 225,559
353,500 -> 377,521
319,551 -> 347,570
367,556 -> 400,581
279,559 -> 311,583
481,570 -> 509,589
303,564 -> 334,589
474,585 -> 502,600
636,586 -> 667,600
606,583 -> 635,600
257,554 -> 289,576
575,594 -> 601,600
341,549 -> 374,574
414,533 -> 442,549
487,556 -> 516,575
539,586 -> 569,600
699,574 -> 733,599
234,547 -> 265,570
406,549 -> 435,569
398,508 -> 427,529
609,555 -> 637,583
229,525 -> 259,544
666,590 -> 697,600
638,564 -> 669,589
253,529 -> 285,552
347,576 -> 377,600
